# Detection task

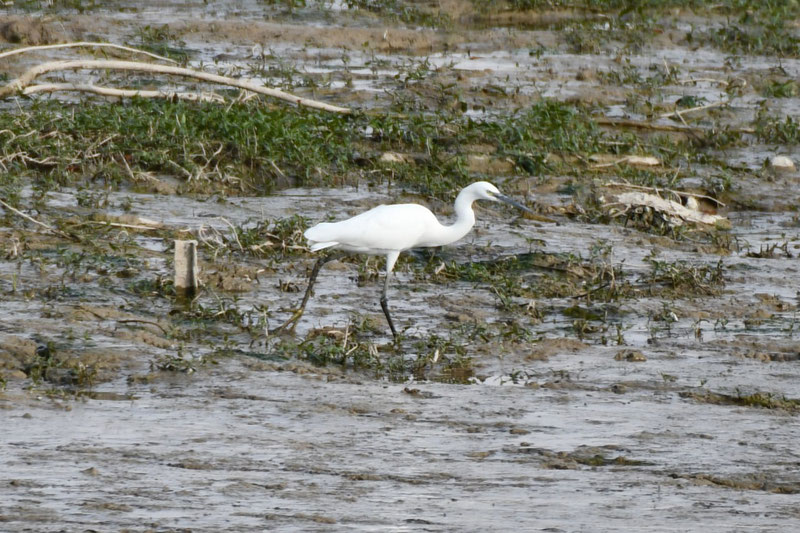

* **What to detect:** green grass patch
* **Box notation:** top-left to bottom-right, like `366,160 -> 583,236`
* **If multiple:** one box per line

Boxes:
644,258 -> 726,296
681,389 -> 800,412
1,98 -> 625,199
344,0 -> 452,28
755,110 -> 800,144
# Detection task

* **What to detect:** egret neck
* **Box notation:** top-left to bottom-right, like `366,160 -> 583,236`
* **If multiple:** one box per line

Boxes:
419,185 -> 480,248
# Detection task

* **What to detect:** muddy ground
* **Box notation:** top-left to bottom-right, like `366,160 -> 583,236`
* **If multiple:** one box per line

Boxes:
2,1 -> 800,531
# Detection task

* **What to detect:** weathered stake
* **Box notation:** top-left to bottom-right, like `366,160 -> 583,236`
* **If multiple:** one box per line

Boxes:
174,240 -> 199,297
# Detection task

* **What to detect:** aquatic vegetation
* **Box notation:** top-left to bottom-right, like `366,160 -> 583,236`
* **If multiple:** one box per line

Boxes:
644,258 -> 726,296
1,3 -> 800,530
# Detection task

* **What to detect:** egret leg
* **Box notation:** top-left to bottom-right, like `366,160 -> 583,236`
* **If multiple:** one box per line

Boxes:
380,272 -> 398,339
270,253 -> 339,335
380,251 -> 401,339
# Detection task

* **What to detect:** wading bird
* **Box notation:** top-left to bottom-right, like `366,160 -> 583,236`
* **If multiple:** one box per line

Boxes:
272,181 -> 532,338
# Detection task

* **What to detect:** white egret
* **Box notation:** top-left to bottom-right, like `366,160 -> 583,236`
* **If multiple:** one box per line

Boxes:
272,181 -> 532,338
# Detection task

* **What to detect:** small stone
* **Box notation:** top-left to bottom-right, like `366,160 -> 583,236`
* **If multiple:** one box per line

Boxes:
614,349 -> 647,362
82,467 -> 100,476
626,155 -> 661,167
379,152 -> 410,164
770,155 -> 795,171
445,312 -> 473,323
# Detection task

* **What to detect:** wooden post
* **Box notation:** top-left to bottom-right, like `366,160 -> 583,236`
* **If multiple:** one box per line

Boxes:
174,240 -> 199,297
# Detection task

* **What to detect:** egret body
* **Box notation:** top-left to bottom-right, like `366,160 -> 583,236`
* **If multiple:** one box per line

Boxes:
275,181 -> 532,338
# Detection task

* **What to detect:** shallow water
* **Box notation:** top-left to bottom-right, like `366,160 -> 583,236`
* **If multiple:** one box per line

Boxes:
3,1 -> 800,531
4,180 -> 800,530
3,358 -> 799,532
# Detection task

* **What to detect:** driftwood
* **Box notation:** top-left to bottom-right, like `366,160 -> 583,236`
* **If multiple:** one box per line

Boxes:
589,155 -> 661,169
658,99 -> 730,119
0,58 -> 351,114
596,116 -> 755,136
0,41 -> 178,63
22,83 -> 225,103
603,181 -> 726,207
677,78 -> 729,86
0,198 -> 79,241
605,191 -> 729,228
595,117 -> 702,134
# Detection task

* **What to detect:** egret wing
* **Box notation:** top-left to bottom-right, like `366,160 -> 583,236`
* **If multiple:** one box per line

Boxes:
305,204 -> 436,253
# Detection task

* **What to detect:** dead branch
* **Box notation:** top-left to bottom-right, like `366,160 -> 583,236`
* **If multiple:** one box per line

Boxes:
118,153 -> 160,183
590,155 -> 661,169
0,59 -> 351,113
0,198 -> 78,241
605,191 -> 728,227
603,181 -> 726,207
22,83 -> 226,103
659,99 -> 730,119
76,305 -> 170,335
217,216 -> 244,253
78,221 -> 161,231
595,116 -> 755,136
677,78 -> 729,86
0,41 -> 178,63
595,117 -> 703,134
116,318 -> 171,335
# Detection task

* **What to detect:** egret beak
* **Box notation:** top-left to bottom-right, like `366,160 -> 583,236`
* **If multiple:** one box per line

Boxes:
492,192 -> 534,214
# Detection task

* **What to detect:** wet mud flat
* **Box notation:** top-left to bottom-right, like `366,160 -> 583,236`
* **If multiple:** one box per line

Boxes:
4,359 -> 800,532
3,1 -> 800,531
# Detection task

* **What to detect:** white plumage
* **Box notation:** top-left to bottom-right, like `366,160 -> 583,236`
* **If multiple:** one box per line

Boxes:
305,203 -> 439,254
293,181 -> 532,338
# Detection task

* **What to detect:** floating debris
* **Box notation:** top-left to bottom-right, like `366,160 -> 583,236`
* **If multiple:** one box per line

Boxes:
589,154 -> 661,168
614,349 -> 647,362
379,152 -> 411,164
605,191 -> 729,228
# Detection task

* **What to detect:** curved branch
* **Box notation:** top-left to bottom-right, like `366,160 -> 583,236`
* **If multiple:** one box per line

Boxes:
23,83 -> 225,103
0,59 -> 351,114
0,41 -> 178,63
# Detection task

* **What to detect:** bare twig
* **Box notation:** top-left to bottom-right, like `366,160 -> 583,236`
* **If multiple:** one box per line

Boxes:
659,99 -> 729,119
595,117 -> 703,133
116,318 -> 171,335
596,116 -> 755,135
269,159 -> 286,177
0,41 -> 179,63
166,159 -> 193,180
196,224 -> 228,260
78,221 -> 161,231
677,78 -> 729,86
118,153 -> 158,184
0,59 -> 351,113
22,83 -> 226,103
590,155 -> 661,169
76,305 -> 171,335
0,198 -> 78,241
571,282 -> 610,299
217,217 -> 244,253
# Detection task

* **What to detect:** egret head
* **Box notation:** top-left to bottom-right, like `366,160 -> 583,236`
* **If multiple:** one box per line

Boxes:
468,181 -> 502,201
470,181 -> 533,213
